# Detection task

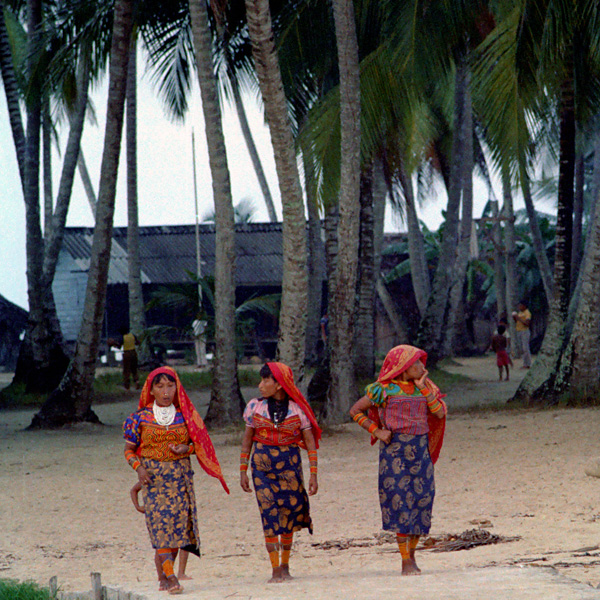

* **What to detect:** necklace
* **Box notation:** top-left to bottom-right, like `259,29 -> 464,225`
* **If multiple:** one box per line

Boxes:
153,401 -> 176,426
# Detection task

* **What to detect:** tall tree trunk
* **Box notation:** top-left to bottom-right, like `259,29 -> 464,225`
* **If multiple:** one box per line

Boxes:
519,160 -> 554,303
304,153 -> 323,366
189,0 -> 241,424
126,38 -> 147,350
42,93 -> 53,237
231,81 -> 277,222
397,157 -> 430,317
327,0 -> 361,422
443,72 -> 474,356
0,2 -> 26,189
78,150 -> 98,216
491,199 -> 506,320
513,73 -> 576,404
571,147 -> 584,289
245,0 -> 308,377
502,165 -> 519,351
353,164 -> 375,379
29,0 -> 134,428
416,62 -> 468,364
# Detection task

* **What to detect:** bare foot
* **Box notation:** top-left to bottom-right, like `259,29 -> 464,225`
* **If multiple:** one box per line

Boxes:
158,579 -> 169,592
167,576 -> 184,595
177,574 -> 192,581
401,559 -> 421,576
268,567 -> 284,583
281,565 -> 294,580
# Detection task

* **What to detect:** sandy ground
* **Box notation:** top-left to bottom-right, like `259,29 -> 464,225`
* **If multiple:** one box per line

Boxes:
2,357 -> 600,598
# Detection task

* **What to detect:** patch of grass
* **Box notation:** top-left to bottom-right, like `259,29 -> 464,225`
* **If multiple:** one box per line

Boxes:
0,579 -> 53,600
0,382 -> 46,409
427,367 -> 472,389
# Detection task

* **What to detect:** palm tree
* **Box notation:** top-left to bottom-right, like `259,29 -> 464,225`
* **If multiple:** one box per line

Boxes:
30,0 -> 135,427
244,0 -> 308,377
188,0 -> 241,424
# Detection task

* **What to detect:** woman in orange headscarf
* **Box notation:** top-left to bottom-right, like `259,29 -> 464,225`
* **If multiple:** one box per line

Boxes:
123,366 -> 228,594
240,362 -> 322,583
349,345 -> 446,576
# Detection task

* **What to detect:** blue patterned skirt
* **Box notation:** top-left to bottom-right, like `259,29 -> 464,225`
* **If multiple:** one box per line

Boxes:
141,457 -> 201,555
251,443 -> 312,537
378,432 -> 435,535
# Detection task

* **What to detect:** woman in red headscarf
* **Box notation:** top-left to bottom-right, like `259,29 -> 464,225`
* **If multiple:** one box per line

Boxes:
123,367 -> 228,594
349,345 -> 446,576
240,362 -> 322,583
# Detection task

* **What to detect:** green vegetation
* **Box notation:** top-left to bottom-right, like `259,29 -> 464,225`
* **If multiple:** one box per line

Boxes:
0,579 -> 53,600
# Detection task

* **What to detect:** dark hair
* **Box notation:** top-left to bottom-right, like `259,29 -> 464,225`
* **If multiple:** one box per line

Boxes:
151,372 -> 176,387
259,363 -> 273,379
497,324 -> 506,335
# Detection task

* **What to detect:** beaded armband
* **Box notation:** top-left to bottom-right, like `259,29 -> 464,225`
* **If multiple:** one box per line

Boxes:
124,446 -> 141,471
240,451 -> 250,472
308,450 -> 318,474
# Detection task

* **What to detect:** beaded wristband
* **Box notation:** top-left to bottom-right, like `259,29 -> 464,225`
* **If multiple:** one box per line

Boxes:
367,422 -> 378,434
308,450 -> 318,474
419,387 -> 431,396
240,451 -> 250,472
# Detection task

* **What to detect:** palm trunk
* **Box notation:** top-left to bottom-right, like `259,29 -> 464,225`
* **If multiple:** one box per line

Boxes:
126,38 -> 147,350
571,148 -> 584,289
0,3 -> 26,189
29,0 -> 134,428
513,72 -> 576,404
502,165 -> 519,351
245,0 -> 308,377
398,157 -> 430,317
491,199 -> 506,320
353,164 -> 375,379
519,160 -> 554,303
42,93 -> 53,237
304,153 -> 323,365
231,81 -> 277,222
77,150 -> 98,216
189,0 -> 241,424
443,72 -> 474,356
327,0 -> 361,422
416,62 -> 468,364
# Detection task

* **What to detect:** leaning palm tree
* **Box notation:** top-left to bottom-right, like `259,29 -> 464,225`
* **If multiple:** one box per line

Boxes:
30,0 -> 135,427
244,0 -> 308,377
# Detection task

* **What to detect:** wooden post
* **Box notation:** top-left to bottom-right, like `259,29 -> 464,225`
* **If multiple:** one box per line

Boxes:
49,576 -> 58,597
90,572 -> 102,600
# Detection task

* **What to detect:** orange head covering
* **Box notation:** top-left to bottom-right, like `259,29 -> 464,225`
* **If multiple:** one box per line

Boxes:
140,366 -> 229,494
266,362 -> 322,449
366,345 -> 446,464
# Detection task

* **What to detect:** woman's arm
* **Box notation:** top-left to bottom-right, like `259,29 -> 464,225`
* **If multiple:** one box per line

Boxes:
301,428 -> 318,496
349,396 -> 392,444
414,371 -> 446,419
240,426 -> 254,493
124,442 -> 151,485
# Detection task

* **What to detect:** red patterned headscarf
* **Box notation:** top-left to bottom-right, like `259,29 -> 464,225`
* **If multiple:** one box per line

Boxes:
267,362 -> 322,449
140,366 -> 229,494
367,345 -> 446,464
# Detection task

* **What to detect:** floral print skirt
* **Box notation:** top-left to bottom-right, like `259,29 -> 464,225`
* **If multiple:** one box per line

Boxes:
141,457 -> 200,555
378,432 -> 435,535
251,443 -> 312,537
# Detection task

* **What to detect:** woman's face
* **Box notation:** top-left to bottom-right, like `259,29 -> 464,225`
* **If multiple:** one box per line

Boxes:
258,376 -> 283,399
403,359 -> 425,381
152,376 -> 177,407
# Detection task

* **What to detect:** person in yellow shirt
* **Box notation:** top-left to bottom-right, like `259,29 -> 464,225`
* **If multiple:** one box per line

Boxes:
512,302 -> 532,368
119,326 -> 139,389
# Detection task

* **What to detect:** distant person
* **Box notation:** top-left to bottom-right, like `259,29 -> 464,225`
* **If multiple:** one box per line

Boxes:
490,324 -> 512,381
130,482 -> 191,588
191,316 -> 207,368
512,302 -> 532,368
319,313 -> 329,344
110,326 -> 139,390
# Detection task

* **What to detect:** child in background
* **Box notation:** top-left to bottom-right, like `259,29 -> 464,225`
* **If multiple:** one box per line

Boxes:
130,482 -> 191,587
490,324 -> 512,381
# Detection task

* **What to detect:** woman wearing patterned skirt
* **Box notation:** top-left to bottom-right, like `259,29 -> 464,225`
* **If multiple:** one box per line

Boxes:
123,367 -> 229,594
240,362 -> 322,583
349,345 -> 446,576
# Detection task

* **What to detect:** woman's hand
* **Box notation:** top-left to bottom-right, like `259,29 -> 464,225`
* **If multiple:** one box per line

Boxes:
308,473 -> 318,496
169,443 -> 190,455
137,466 -> 151,486
374,428 -> 392,444
240,472 -> 252,493
414,369 -> 429,390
